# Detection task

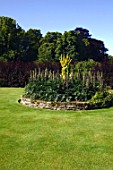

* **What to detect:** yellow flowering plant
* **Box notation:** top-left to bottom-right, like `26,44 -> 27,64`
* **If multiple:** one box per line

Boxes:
59,54 -> 72,80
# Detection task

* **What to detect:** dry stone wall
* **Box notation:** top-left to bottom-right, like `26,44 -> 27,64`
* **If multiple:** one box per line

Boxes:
19,97 -> 93,110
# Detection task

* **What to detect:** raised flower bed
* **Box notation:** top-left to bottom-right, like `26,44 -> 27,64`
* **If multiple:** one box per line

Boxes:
19,96 -> 93,110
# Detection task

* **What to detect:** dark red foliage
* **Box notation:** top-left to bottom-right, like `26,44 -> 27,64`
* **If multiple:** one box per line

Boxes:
36,61 -> 61,72
0,60 -> 36,87
0,60 -> 61,87
101,59 -> 113,88
0,59 -> 113,88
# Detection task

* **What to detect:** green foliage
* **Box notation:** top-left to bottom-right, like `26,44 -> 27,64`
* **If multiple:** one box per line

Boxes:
24,68 -> 103,103
24,29 -> 42,62
0,16 -> 42,62
0,16 -> 24,61
38,32 -> 62,61
23,57 -> 113,108
75,59 -> 97,71
90,90 -> 113,108
0,16 -> 108,62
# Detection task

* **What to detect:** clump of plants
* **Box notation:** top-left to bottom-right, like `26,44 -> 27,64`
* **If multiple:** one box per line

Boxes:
90,90 -> 113,109
23,55 -> 113,109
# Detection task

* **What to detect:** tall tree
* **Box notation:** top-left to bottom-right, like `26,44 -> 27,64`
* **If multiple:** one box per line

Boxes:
19,29 -> 42,62
0,16 -> 25,61
56,28 -> 92,61
38,32 -> 62,61
73,27 -> 91,61
0,17 -> 109,62
56,30 -> 78,60
88,38 -> 108,62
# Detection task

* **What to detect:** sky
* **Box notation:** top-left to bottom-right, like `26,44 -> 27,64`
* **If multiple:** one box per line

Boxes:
0,0 -> 113,55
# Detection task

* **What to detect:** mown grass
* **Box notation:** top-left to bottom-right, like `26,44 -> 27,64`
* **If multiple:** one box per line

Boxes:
0,88 -> 113,170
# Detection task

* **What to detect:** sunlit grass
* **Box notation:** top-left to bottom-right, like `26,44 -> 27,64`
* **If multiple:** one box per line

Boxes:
0,88 -> 113,170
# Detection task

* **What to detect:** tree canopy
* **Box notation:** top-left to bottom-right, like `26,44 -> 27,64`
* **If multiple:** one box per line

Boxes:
0,16 -> 108,62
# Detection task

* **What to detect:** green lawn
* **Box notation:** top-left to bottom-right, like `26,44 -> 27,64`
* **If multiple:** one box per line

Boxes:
0,88 -> 113,170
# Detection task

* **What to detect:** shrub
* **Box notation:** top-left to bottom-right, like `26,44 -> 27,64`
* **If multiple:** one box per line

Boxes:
0,60 -> 36,87
74,59 -> 97,71
90,90 -> 113,108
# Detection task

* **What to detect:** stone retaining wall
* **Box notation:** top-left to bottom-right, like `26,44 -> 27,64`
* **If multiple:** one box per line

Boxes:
19,97 -> 93,110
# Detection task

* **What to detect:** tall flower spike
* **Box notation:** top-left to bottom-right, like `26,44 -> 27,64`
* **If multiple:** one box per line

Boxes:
60,54 -> 72,80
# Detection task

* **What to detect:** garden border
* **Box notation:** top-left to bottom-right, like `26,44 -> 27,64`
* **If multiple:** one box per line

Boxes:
19,96 -> 93,110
